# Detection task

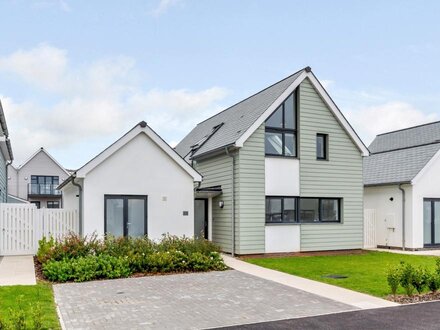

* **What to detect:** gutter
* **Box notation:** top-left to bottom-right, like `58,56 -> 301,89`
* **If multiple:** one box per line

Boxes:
225,146 -> 236,257
398,184 -> 406,251
71,174 -> 83,237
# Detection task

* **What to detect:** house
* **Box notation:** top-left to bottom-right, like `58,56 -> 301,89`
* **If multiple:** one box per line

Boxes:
58,121 -> 202,239
0,100 -> 13,202
176,67 -> 369,255
8,147 -> 70,208
364,121 -> 440,250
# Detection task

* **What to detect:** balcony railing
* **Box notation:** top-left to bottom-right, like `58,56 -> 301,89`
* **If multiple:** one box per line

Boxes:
28,183 -> 62,196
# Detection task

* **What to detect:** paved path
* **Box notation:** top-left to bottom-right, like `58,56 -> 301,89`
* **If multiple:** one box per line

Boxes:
0,255 -> 36,286
222,255 -> 397,309
220,301 -> 440,330
54,270 -> 356,330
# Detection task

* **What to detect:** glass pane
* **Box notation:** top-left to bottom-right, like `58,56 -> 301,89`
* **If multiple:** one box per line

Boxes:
194,200 -> 206,239
266,106 -> 283,128
106,198 -> 124,237
53,177 -> 59,185
299,198 -> 319,223
31,176 -> 37,184
317,135 -> 325,159
266,198 -> 282,223
283,198 -> 296,222
435,202 -> 440,244
265,132 -> 283,155
128,199 -> 146,237
284,133 -> 296,156
424,201 -> 432,245
321,199 -> 339,221
284,93 -> 295,129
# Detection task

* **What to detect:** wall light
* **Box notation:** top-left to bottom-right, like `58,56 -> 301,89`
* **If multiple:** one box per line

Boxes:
218,200 -> 225,209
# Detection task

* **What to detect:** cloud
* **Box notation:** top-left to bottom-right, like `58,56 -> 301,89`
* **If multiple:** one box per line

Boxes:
0,44 -> 227,167
150,0 -> 181,16
347,101 -> 439,145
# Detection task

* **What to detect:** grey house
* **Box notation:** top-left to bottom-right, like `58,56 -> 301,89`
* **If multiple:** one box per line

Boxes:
0,100 -> 13,203
176,67 -> 369,255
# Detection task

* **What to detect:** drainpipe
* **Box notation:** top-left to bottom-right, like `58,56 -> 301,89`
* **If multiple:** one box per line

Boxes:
225,147 -> 236,257
5,160 -> 11,202
71,175 -> 83,237
399,184 -> 406,251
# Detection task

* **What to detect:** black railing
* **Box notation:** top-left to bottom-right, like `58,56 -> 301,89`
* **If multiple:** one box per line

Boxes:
28,183 -> 61,196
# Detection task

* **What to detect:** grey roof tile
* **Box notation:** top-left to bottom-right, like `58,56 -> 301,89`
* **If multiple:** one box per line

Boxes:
175,69 -> 305,160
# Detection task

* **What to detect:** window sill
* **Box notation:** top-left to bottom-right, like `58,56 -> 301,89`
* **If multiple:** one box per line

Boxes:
265,221 -> 343,226
265,155 -> 299,159
265,222 -> 300,226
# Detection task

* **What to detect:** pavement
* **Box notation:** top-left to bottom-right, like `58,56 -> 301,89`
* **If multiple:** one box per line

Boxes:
222,254 -> 397,309
219,301 -> 440,330
0,255 -> 36,286
54,270 -> 357,330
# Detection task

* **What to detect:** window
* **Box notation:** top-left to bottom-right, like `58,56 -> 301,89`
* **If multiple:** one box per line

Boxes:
47,201 -> 60,209
265,197 -> 296,223
30,201 -> 41,209
299,198 -> 341,223
30,176 -> 60,195
265,91 -> 297,157
316,134 -> 328,160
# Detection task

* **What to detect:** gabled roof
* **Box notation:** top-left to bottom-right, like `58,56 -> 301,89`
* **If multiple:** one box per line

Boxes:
17,147 -> 70,176
59,121 -> 202,189
0,100 -> 13,161
364,121 -> 440,186
175,67 -> 368,160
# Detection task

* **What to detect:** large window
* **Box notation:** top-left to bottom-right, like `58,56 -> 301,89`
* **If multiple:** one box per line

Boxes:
266,197 -> 341,224
30,175 -> 60,195
265,91 -> 297,157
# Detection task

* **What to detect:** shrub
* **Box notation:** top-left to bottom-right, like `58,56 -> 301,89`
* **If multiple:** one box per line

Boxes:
412,266 -> 428,294
386,264 -> 401,295
399,262 -> 416,296
427,271 -> 440,293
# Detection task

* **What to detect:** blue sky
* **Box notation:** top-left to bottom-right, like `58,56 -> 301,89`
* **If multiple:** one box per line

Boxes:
1,0 -> 439,168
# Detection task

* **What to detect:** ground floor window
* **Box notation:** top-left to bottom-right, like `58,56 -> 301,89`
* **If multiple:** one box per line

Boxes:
47,201 -> 60,209
266,197 -> 341,224
30,201 -> 41,209
104,195 -> 148,237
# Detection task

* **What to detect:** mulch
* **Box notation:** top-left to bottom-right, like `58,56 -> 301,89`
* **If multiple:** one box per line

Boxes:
388,292 -> 440,304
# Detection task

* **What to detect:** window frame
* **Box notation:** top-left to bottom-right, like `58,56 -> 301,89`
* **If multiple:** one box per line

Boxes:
265,90 -> 298,158
265,196 -> 342,224
47,201 -> 60,209
316,133 -> 328,160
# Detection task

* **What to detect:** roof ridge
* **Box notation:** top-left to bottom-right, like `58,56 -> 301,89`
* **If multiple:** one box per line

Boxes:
370,141 -> 440,155
377,120 -> 440,137
195,67 -> 308,126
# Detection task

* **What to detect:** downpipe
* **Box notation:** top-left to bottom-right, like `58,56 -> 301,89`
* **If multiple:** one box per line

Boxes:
399,184 -> 406,251
225,147 -> 236,257
71,175 -> 83,237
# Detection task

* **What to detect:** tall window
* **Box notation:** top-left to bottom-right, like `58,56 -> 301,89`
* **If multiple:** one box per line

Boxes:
316,134 -> 328,160
265,91 -> 297,157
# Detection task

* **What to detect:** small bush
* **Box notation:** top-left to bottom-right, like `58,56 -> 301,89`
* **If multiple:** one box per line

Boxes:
412,266 -> 428,294
387,264 -> 401,295
399,262 -> 415,296
427,271 -> 440,293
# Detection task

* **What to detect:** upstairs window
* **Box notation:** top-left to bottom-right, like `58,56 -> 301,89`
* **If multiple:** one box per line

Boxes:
265,91 -> 297,157
316,134 -> 328,160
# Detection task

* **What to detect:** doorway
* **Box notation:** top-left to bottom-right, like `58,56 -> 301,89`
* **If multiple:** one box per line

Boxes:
104,195 -> 148,237
424,199 -> 440,246
194,199 -> 208,239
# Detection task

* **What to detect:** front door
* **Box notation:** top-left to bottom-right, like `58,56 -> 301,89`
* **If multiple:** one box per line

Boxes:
424,199 -> 440,246
105,195 -> 148,237
194,199 -> 208,239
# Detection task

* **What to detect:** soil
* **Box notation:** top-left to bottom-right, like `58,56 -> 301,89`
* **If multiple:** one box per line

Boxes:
388,292 -> 440,304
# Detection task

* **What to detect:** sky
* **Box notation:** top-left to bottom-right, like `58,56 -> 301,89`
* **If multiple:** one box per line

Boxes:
1,0 -> 440,169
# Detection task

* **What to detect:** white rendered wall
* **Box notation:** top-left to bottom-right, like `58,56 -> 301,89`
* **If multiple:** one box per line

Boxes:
265,157 -> 300,196
265,225 -> 300,253
412,151 -> 440,248
364,185 -> 413,248
82,133 -> 195,240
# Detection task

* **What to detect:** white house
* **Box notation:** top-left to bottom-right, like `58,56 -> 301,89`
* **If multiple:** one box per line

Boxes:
364,121 -> 440,250
59,121 -> 202,239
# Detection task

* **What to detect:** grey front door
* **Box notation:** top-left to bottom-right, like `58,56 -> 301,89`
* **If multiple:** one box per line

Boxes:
194,199 -> 208,239
105,195 -> 148,237
424,199 -> 440,246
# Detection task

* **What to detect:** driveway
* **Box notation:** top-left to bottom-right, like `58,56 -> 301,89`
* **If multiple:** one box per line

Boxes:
221,301 -> 440,330
54,270 -> 357,329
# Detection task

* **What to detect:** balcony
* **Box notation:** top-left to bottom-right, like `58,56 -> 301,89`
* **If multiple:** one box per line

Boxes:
28,183 -> 62,197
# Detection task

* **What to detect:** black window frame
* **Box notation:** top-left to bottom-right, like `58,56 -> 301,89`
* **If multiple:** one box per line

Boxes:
47,201 -> 60,209
316,133 -> 328,160
265,196 -> 342,224
265,89 -> 298,158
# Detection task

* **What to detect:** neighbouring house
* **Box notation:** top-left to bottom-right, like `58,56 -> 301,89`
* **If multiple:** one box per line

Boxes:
58,121 -> 202,239
0,100 -> 13,203
8,147 -> 70,208
364,121 -> 440,250
176,67 -> 369,255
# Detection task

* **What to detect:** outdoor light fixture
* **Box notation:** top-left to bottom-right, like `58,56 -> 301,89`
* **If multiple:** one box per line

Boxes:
219,200 -> 224,208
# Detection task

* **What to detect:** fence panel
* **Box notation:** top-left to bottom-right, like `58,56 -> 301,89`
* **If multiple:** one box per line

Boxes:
364,209 -> 377,249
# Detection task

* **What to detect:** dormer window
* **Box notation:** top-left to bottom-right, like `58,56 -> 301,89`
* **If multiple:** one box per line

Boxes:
265,91 -> 297,157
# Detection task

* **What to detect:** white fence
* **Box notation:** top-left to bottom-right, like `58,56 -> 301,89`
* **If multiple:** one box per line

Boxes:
0,204 -> 79,256
364,209 -> 377,249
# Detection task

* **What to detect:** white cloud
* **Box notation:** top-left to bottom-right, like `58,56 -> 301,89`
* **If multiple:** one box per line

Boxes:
0,44 -> 227,167
150,0 -> 181,16
347,101 -> 439,145
320,79 -> 335,90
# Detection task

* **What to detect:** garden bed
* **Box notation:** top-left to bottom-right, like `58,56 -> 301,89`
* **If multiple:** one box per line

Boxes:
389,292 -> 440,304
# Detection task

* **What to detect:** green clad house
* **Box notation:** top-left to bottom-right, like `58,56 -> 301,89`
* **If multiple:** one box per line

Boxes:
176,67 -> 369,255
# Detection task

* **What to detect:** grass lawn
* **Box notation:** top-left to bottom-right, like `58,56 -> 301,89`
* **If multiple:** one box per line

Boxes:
246,251 -> 439,298
0,283 -> 60,329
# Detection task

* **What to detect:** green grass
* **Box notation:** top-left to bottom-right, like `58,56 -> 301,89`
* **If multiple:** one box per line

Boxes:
0,283 -> 60,329
246,251 -> 439,298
